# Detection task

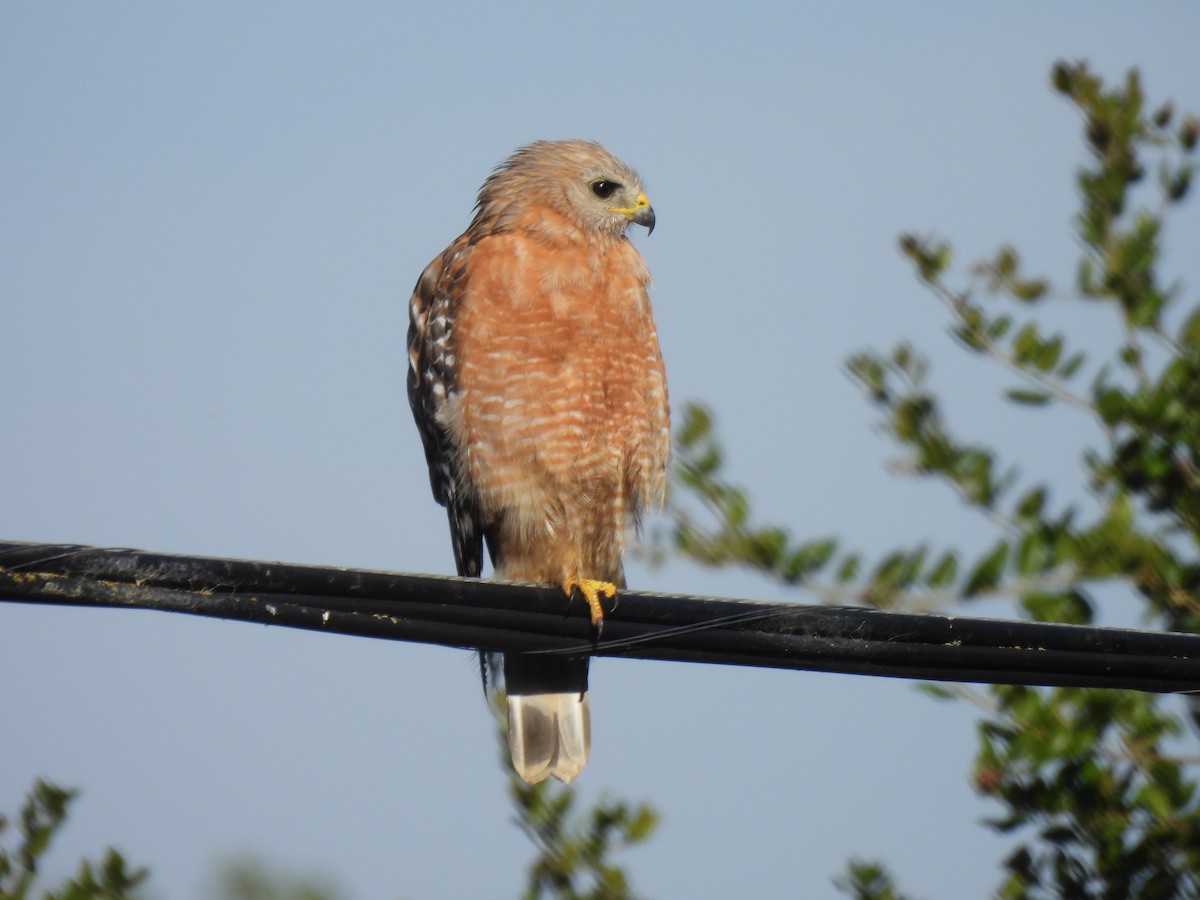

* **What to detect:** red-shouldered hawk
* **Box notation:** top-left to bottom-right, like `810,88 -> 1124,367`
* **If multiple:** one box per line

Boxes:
406,140 -> 669,783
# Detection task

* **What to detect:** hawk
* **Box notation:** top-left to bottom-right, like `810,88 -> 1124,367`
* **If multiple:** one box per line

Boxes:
406,140 -> 669,783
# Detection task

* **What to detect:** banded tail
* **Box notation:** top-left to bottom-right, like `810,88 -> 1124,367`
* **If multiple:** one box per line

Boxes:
503,654 -> 590,783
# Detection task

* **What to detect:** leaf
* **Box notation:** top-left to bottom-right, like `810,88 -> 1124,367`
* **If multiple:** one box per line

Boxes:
926,551 -> 958,588
1012,323 -> 1041,363
624,806 -> 659,842
1179,308 -> 1200,352
988,315 -> 1013,339
723,489 -> 748,528
1036,335 -> 1064,371
1135,782 -> 1173,820
996,245 -> 1018,280
1021,591 -> 1093,625
1012,278 -> 1049,302
1005,388 -> 1052,406
836,553 -> 861,583
1096,388 -> 1127,424
1181,115 -> 1200,151
1014,531 -> 1051,577
783,539 -> 837,583
916,683 -> 957,701
1016,487 -> 1047,520
1165,166 -> 1191,202
676,403 -> 712,448
1058,352 -> 1086,379
963,542 -> 1009,597
746,528 -> 788,568
899,233 -> 952,280
847,353 -> 888,402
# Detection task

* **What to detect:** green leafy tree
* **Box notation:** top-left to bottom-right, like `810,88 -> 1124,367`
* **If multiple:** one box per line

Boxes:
665,61 -> 1200,898
2,702 -> 656,900
1,760 -> 655,900
0,780 -> 147,900
205,858 -> 345,900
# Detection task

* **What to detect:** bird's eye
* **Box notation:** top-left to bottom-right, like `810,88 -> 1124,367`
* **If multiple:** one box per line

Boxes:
590,180 -> 620,199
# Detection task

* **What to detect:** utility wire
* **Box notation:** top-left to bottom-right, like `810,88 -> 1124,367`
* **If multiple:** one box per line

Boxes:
2,540 -> 1198,694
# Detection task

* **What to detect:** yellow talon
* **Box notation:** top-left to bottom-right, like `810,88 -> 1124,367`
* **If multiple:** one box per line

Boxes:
563,577 -> 617,628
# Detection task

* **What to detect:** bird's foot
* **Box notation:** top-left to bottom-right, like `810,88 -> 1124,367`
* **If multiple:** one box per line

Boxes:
563,576 -> 617,639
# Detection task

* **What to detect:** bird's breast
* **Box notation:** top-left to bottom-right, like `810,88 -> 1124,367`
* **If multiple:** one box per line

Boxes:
452,236 -> 666,510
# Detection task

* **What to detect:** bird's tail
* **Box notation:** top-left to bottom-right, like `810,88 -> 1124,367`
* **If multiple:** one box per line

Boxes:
503,654 -> 590,783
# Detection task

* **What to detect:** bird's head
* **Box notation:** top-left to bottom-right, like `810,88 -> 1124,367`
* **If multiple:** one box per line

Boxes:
476,139 -> 655,239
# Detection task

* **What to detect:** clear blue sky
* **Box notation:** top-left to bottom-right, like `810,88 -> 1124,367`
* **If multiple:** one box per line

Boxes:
3,3 -> 1198,897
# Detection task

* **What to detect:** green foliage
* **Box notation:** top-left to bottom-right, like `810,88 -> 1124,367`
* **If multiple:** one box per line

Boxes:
4,751 -> 657,900
0,780 -> 147,900
206,858 -> 345,900
834,859 -> 917,900
670,401 -> 956,608
669,404 -> 845,589
666,61 -> 1200,896
495,697 -> 659,900
978,687 -> 1200,898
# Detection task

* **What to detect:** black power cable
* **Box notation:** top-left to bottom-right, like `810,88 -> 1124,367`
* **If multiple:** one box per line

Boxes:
2,540 -> 1198,693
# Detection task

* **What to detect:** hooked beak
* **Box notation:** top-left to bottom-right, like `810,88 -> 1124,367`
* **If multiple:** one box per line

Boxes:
611,191 -> 656,235
632,200 -> 656,235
